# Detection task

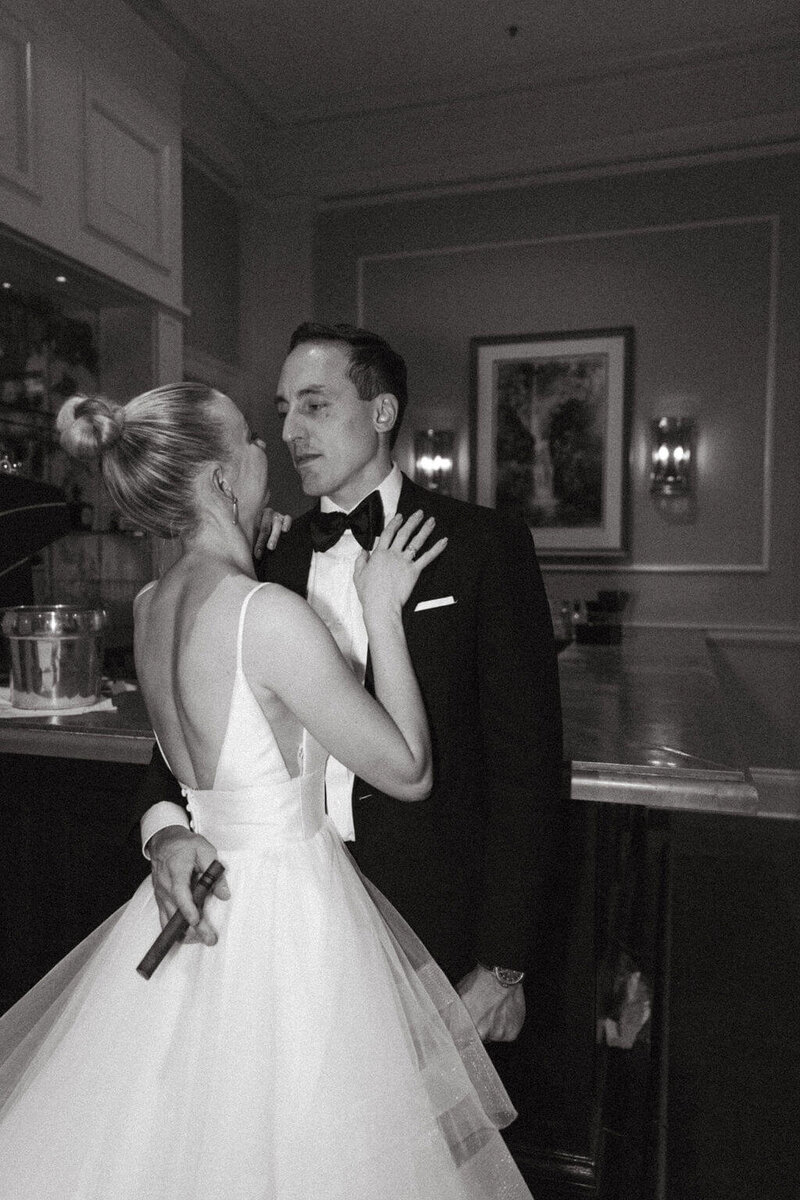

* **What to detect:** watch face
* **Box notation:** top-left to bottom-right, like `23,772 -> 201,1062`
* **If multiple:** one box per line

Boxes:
495,967 -> 524,987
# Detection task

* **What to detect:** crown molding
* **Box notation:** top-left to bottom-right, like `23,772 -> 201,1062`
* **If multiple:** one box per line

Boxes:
120,1 -> 800,204
319,138 -> 800,211
122,0 -> 278,127
300,110 -> 800,205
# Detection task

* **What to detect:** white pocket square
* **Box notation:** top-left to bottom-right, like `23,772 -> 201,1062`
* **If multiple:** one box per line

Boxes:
414,596 -> 456,612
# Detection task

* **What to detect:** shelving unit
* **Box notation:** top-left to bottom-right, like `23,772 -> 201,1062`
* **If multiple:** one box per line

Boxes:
0,231 -> 164,635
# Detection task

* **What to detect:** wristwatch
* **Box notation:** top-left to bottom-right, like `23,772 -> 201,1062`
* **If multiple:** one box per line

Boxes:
479,963 -> 525,988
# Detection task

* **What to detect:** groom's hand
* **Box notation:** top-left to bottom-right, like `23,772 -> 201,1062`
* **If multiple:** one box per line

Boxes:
147,826 -> 230,946
456,965 -> 526,1041
254,507 -> 292,559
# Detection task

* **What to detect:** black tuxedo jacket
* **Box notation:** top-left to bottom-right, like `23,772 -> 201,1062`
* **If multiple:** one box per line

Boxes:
132,475 -> 563,983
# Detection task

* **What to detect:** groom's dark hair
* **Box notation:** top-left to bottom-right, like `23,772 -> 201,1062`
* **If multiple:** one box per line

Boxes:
288,322 -> 408,447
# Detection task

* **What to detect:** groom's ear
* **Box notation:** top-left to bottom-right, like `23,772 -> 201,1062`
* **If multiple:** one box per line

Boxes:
372,392 -> 398,436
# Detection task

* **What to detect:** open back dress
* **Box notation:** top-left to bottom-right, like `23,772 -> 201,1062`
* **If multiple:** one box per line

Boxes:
0,582 -> 533,1200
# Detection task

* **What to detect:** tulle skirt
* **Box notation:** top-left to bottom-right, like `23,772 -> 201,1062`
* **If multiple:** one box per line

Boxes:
0,809 -> 533,1199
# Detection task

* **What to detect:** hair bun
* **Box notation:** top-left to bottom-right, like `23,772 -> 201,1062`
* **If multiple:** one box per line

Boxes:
57,395 -> 124,461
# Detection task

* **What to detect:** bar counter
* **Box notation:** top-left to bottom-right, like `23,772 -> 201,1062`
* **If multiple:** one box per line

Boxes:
561,628 -> 769,817
1,626 -> 791,816
0,689 -> 154,762
1,627 -> 795,1198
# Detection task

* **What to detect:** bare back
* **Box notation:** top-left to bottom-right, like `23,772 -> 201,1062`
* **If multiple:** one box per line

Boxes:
134,569 -> 304,789
135,514 -> 439,804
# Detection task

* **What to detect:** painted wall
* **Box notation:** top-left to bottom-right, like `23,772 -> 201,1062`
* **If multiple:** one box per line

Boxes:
177,179 -> 312,517
315,154 -> 800,638
235,197 -> 315,517
182,158 -> 240,366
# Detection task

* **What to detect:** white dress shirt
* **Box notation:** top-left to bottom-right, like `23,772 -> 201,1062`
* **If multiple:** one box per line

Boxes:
141,463 -> 403,854
309,463 -> 402,841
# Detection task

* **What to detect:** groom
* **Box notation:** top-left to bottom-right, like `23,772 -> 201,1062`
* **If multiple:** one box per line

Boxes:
135,322 -> 563,1041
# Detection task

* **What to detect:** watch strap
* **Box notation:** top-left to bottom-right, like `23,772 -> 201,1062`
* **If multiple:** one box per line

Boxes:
478,962 -> 525,987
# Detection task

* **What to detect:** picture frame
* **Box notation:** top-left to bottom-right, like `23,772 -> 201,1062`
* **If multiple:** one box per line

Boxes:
470,327 -> 633,559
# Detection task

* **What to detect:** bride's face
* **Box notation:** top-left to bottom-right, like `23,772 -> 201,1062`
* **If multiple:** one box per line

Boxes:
217,394 -> 269,524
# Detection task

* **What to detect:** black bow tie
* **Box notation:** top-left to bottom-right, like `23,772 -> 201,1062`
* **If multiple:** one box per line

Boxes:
309,490 -> 384,553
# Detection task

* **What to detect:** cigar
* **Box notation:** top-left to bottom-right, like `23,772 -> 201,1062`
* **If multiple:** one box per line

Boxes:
136,860 -> 226,980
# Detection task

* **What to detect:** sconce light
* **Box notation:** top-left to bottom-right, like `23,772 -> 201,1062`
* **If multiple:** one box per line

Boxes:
650,417 -> 695,497
414,429 -> 454,494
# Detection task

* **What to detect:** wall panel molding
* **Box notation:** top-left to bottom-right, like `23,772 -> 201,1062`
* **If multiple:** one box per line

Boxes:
541,561 -> 771,575
0,0 -> 182,308
322,141 -> 800,213
82,75 -> 172,271
0,8 -> 39,198
704,627 -> 800,647
359,214 -> 778,575
629,622 -> 800,642
123,0 -> 800,203
264,43 -> 800,201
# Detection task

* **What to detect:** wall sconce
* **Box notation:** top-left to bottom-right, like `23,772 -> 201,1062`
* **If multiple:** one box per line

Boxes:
650,417 -> 695,497
414,429 -> 454,494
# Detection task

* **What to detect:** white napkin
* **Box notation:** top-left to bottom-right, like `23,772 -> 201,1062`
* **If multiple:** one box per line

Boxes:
0,686 -> 116,718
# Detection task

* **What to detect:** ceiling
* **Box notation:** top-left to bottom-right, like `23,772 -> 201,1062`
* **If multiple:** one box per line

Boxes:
131,0 -> 800,128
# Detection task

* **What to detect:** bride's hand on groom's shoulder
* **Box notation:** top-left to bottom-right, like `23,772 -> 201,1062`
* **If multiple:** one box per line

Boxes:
354,511 -> 447,616
147,826 -> 230,946
253,507 -> 292,559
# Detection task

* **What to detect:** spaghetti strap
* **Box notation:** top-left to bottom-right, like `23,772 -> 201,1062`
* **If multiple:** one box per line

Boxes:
235,582 -> 269,672
151,726 -> 177,783
134,580 -> 157,602
0,577 -> 533,1200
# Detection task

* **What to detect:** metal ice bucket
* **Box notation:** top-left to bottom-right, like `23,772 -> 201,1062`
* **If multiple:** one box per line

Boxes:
1,605 -> 108,709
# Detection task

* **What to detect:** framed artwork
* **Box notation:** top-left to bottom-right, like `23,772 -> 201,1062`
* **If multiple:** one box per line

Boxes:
470,327 -> 633,559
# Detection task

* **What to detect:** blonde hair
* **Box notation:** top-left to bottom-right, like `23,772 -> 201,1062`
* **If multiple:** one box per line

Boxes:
57,384 -> 235,538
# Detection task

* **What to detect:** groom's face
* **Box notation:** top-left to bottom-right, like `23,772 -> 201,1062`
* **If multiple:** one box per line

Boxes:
275,341 -> 384,507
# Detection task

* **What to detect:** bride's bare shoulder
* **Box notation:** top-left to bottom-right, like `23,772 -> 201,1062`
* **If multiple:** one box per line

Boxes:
245,584 -> 335,658
242,585 -> 334,691
246,582 -> 316,628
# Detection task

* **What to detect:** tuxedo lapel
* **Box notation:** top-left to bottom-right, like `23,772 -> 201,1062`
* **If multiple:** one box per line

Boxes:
257,506 -> 315,597
397,473 -> 429,519
395,475 -> 454,635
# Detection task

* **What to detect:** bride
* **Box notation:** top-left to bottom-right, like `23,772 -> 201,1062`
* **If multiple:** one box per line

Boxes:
0,383 -> 534,1199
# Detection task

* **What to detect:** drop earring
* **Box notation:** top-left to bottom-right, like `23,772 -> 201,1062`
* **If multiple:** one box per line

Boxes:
214,470 -> 239,525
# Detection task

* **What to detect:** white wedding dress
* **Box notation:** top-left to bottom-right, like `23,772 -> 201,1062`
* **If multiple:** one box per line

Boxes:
0,583 -> 533,1199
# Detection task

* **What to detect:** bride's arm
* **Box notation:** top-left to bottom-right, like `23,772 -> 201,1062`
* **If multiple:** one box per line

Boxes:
148,513 -> 445,938
249,513 -> 446,801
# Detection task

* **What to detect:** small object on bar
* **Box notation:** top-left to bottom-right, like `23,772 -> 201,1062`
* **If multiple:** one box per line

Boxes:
136,860 -> 226,980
